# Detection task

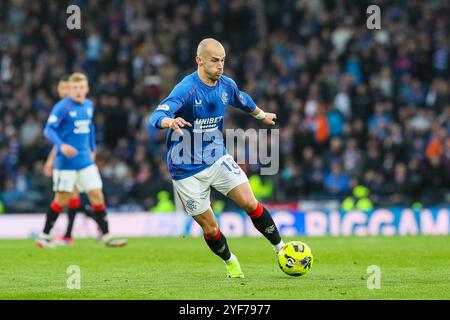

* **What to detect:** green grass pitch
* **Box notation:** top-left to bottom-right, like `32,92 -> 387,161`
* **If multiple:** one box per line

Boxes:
0,236 -> 449,300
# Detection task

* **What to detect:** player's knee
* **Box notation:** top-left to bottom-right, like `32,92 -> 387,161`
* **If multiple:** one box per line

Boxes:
88,189 -> 104,205
241,197 -> 259,213
53,199 -> 67,209
54,193 -> 70,207
203,225 -> 219,239
71,189 -> 80,198
90,199 -> 104,207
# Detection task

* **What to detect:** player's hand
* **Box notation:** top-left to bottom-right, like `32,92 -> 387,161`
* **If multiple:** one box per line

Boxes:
169,117 -> 192,135
43,160 -> 53,177
60,144 -> 78,158
262,112 -> 277,126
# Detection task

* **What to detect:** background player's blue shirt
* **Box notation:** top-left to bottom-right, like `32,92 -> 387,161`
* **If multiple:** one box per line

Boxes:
44,97 -> 96,170
149,71 -> 257,180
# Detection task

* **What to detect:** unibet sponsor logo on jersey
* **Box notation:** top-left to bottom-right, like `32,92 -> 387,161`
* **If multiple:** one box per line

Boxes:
193,116 -> 223,132
74,119 -> 91,134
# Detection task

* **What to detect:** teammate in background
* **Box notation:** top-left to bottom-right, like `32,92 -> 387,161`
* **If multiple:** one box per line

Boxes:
36,72 -> 127,248
149,38 -> 285,278
42,75 -> 97,245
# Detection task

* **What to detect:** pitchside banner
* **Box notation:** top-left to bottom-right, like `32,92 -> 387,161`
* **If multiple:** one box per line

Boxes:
0,208 -> 448,238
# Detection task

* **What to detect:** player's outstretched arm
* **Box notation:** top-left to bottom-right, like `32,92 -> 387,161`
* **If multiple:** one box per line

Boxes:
149,80 -> 193,131
225,77 -> 276,125
250,106 -> 277,126
160,117 -> 192,135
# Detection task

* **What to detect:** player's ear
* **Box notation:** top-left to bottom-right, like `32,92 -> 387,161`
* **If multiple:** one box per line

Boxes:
195,55 -> 202,66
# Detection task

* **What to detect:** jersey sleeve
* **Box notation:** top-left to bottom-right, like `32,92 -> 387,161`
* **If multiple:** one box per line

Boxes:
89,121 -> 96,152
226,78 -> 257,113
149,83 -> 191,129
43,101 -> 67,148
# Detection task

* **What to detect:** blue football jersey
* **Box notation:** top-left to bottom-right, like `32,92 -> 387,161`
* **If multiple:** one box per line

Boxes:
149,71 -> 257,180
44,97 -> 96,170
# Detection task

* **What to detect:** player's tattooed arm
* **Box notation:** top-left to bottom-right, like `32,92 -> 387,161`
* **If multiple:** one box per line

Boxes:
250,106 -> 277,126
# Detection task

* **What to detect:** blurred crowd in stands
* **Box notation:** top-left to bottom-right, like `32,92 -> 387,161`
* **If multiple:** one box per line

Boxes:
0,0 -> 449,213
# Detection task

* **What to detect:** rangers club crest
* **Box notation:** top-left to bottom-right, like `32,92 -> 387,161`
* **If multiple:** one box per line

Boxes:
221,92 -> 228,105
186,199 -> 199,211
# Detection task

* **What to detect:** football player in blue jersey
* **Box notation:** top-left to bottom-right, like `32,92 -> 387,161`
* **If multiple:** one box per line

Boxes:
42,75 -> 97,246
36,73 -> 127,248
149,38 -> 285,278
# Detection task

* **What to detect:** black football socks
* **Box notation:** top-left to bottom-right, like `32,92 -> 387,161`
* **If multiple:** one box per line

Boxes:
247,202 -> 282,245
204,229 -> 231,261
43,201 -> 62,234
92,204 -> 109,235
65,198 -> 81,238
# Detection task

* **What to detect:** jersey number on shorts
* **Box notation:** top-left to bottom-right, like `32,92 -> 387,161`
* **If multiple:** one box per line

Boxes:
221,158 -> 241,175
